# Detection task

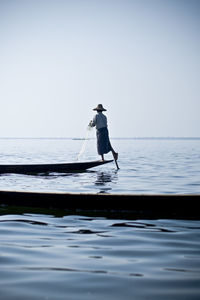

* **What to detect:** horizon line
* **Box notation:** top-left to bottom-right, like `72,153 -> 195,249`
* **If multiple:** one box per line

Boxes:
0,137 -> 200,140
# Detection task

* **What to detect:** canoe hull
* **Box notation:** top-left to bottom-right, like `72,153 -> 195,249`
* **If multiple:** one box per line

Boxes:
0,191 -> 199,220
0,160 -> 113,174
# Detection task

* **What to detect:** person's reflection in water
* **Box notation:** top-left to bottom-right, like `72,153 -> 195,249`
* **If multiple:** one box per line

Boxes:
95,171 -> 118,193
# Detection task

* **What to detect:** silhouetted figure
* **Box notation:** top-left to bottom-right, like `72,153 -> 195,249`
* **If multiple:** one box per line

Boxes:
89,104 -> 118,164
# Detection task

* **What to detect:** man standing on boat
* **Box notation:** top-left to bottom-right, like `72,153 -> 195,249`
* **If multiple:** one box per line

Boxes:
89,104 -> 118,163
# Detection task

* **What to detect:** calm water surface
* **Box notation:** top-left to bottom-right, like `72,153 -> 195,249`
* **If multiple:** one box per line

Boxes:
0,139 -> 200,299
0,138 -> 200,194
0,213 -> 200,300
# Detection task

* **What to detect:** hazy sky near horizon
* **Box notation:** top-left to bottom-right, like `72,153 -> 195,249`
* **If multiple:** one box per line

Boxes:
0,0 -> 199,138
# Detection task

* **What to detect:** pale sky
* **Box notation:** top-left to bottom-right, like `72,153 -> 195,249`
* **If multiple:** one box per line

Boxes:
0,0 -> 199,138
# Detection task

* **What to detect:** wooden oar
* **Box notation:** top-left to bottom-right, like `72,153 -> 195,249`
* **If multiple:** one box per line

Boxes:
113,153 -> 119,170
115,159 -> 120,170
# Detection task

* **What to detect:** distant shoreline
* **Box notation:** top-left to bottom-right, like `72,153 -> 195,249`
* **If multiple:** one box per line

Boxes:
0,137 -> 200,140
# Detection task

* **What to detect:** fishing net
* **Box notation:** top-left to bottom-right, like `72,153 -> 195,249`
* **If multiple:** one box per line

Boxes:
77,125 -> 93,161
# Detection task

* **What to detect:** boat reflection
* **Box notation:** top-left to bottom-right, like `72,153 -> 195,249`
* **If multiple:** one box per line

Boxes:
95,171 -> 118,193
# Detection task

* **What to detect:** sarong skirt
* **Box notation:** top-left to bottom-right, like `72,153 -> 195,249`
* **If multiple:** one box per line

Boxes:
96,127 -> 112,155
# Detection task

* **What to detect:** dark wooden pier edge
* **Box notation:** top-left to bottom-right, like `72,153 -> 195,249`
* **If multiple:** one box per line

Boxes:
0,190 -> 200,219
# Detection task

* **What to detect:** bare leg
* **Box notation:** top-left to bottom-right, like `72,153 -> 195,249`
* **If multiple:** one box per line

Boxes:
110,144 -> 119,169
110,146 -> 118,161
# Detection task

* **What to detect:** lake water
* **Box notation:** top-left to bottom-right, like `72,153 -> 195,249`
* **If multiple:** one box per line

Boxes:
0,138 -> 200,194
0,213 -> 200,300
0,138 -> 200,299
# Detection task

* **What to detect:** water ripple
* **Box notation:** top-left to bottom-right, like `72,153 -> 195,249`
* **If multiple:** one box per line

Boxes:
0,213 -> 200,299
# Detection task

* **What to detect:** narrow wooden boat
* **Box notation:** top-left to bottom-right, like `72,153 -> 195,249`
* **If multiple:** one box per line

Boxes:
0,191 -> 199,219
0,160 -> 113,174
